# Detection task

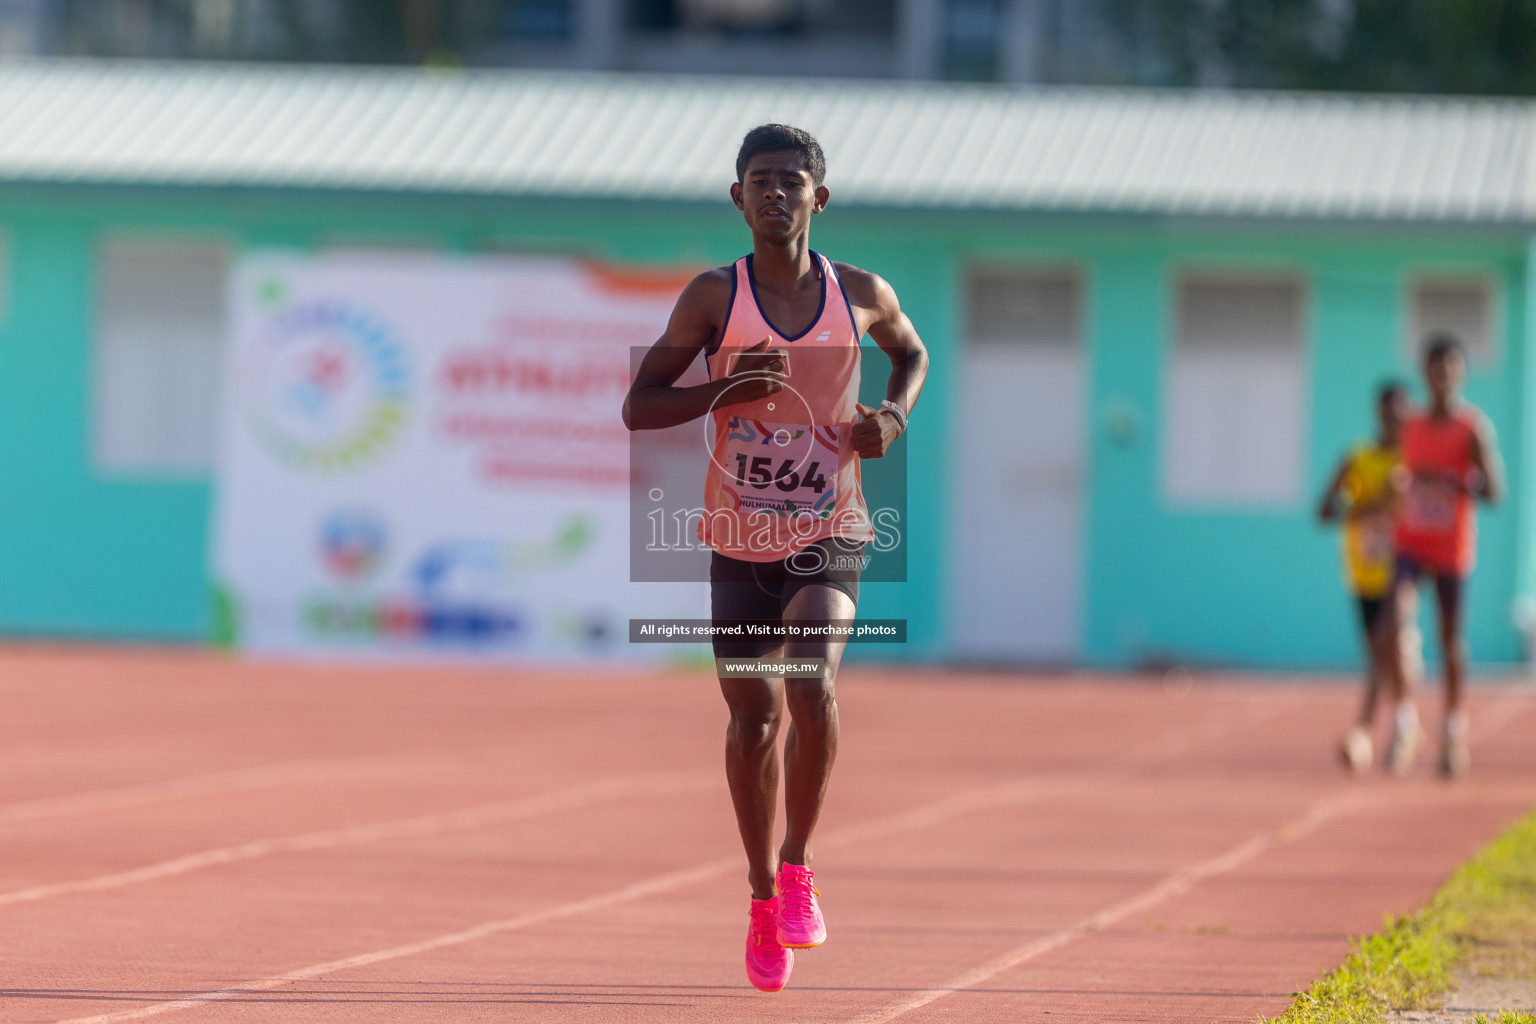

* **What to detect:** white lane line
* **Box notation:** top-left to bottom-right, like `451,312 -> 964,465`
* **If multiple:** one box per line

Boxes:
59,855 -> 744,1024
831,696 -> 1300,848
846,688 -> 1536,1024
845,785 -> 1369,1024
47,694 -> 1318,1024
11,696 -> 1290,914
0,768 -> 718,909
1468,687 -> 1535,741
19,690 -> 1286,912
0,753 -> 456,825
51,771 -> 1138,1024
1119,691 -> 1301,769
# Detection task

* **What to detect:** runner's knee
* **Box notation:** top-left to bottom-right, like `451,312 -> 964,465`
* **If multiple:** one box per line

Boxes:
1441,633 -> 1466,664
784,677 -> 835,722
728,709 -> 781,755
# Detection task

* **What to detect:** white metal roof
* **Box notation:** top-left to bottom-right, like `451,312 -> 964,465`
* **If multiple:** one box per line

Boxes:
0,60 -> 1532,222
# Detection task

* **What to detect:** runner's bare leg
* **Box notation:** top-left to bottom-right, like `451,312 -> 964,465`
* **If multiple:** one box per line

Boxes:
778,584 -> 853,867
1387,576 -> 1420,707
721,671 -> 785,900
1437,581 -> 1466,715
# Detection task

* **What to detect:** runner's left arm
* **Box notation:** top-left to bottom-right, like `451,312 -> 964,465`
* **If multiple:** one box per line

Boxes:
1469,416 -> 1504,505
844,269 -> 929,460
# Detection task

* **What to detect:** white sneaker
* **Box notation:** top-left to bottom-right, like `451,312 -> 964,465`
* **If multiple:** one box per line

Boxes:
1386,720 -> 1423,776
1340,725 -> 1373,774
1440,716 -> 1470,779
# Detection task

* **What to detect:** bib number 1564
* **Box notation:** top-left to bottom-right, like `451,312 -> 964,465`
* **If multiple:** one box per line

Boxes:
722,418 -> 840,515
732,454 -> 827,494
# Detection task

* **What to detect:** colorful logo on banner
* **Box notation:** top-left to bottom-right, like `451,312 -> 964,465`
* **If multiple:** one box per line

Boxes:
303,516 -> 606,649
246,300 -> 410,471
319,509 -> 387,581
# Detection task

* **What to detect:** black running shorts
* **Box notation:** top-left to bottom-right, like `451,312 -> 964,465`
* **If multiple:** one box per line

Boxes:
709,537 -> 865,659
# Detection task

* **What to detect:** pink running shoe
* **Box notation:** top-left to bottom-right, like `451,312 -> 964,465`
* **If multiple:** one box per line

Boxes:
745,896 -> 793,992
775,863 -> 827,948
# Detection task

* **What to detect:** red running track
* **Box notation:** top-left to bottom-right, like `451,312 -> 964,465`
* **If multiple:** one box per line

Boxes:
0,647 -> 1531,1023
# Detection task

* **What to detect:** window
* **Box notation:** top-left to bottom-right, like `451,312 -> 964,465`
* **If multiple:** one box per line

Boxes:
507,0 -> 575,40
944,0 -> 1005,80
1163,272 -> 1306,506
1408,275 -> 1496,366
966,267 -> 1080,347
94,237 -> 229,475
634,0 -> 895,33
678,0 -> 800,31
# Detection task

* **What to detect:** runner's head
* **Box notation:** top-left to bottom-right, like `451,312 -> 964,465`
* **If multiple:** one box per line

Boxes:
731,124 -> 829,241
1422,333 -> 1466,407
1375,379 -> 1409,446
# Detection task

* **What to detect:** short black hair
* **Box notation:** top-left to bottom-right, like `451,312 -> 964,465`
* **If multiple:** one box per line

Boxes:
1376,379 -> 1409,404
736,124 -> 826,186
1423,332 -> 1466,366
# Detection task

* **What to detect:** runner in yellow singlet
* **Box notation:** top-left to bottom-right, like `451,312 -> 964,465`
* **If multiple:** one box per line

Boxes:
1317,382 -> 1410,773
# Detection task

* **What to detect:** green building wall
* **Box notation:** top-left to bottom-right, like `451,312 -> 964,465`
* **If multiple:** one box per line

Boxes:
0,186 -> 1526,669
1076,230 -> 1527,669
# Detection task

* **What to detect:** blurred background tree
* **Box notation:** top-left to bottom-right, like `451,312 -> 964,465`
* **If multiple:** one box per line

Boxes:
1100,0 -> 1536,94
30,0 -> 1536,95
1305,0 -> 1536,95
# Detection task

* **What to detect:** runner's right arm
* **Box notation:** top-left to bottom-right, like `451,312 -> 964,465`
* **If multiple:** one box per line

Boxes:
623,270 -> 787,431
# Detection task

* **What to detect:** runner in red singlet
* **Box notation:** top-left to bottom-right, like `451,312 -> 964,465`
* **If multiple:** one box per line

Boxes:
623,125 -> 929,991
1385,335 -> 1503,777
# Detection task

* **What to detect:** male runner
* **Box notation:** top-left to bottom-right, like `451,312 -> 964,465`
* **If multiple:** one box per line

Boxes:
1317,382 -> 1410,772
1386,335 -> 1503,777
623,124 -> 929,992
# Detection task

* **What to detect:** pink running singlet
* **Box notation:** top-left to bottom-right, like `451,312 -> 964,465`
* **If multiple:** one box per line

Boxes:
699,251 -> 874,562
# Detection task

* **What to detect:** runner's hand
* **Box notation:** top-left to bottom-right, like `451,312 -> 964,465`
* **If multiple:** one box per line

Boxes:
733,337 -> 788,376
852,402 -> 900,459
720,338 -> 787,407
1416,468 -> 1469,494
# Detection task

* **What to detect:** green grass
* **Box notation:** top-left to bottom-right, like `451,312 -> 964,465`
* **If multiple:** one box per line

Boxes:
1264,803 -> 1536,1024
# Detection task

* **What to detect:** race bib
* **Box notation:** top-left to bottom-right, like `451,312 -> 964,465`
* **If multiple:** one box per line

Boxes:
1355,512 -> 1394,564
1403,478 -> 1457,532
721,418 -> 839,518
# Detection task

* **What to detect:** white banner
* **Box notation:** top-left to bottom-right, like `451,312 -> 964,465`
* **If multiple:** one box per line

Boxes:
211,251 -> 706,661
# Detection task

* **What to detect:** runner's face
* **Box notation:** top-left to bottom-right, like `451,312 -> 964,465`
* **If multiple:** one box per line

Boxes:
1425,351 -> 1464,404
1378,393 -> 1407,444
732,152 -> 827,241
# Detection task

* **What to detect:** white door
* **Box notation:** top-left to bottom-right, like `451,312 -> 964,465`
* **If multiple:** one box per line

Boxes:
949,268 -> 1084,662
